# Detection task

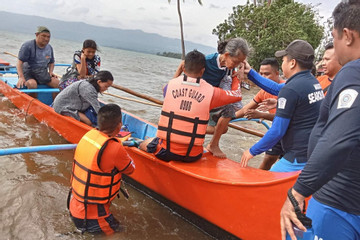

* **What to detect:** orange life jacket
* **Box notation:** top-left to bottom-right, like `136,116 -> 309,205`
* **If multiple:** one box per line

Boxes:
71,129 -> 122,204
157,75 -> 214,157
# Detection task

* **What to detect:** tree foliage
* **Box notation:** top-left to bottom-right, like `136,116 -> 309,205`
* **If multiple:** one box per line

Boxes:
212,0 -> 323,70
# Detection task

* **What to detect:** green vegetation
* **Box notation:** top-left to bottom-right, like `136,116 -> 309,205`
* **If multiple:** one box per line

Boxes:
156,51 -> 182,59
212,0 -> 323,70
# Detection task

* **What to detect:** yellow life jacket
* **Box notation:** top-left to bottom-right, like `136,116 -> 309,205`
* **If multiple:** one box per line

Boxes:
71,129 -> 122,204
157,75 -> 214,157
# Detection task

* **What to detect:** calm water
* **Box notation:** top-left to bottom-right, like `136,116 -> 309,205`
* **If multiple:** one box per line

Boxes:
0,30 -> 268,239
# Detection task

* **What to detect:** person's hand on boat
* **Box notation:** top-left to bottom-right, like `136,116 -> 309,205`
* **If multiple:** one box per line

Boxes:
240,149 -> 254,167
16,76 -> 26,88
280,188 -> 306,240
257,98 -> 277,112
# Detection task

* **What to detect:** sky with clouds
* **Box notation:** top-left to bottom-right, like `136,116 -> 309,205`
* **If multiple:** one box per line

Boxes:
0,0 -> 339,47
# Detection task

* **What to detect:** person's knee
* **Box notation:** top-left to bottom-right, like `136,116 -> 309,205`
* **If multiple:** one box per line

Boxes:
206,125 -> 215,134
223,126 -> 228,134
48,77 -> 60,88
25,79 -> 37,89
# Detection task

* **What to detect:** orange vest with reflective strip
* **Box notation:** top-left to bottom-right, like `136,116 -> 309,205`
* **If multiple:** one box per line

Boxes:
71,129 -> 122,204
157,75 -> 214,157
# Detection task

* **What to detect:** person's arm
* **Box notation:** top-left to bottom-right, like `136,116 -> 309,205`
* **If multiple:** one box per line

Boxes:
77,51 -> 88,79
257,98 -> 278,112
281,84 -> 360,240
114,143 -> 135,175
173,60 -> 184,78
16,59 -> 26,88
247,69 -> 285,96
48,46 -> 55,77
209,87 -> 242,109
293,88 -> 360,197
251,116 -> 289,155
48,62 -> 55,77
244,109 -> 275,121
235,100 -> 258,118
240,116 -> 290,167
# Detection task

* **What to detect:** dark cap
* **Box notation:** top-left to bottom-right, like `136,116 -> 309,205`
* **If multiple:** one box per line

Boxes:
275,40 -> 314,61
36,26 -> 50,34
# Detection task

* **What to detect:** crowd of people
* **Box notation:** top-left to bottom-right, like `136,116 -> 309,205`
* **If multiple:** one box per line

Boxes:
14,0 -> 360,238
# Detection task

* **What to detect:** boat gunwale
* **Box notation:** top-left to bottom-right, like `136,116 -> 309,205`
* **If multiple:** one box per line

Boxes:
0,76 -> 300,187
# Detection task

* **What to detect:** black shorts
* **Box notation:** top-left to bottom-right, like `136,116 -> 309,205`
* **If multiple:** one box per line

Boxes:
24,67 -> 51,84
265,141 -> 284,156
147,137 -> 202,163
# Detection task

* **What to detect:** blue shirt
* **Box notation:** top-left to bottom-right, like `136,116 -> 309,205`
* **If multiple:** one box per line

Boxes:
202,53 -> 227,87
275,70 -> 323,163
248,70 -> 323,162
18,39 -> 55,71
294,59 -> 360,215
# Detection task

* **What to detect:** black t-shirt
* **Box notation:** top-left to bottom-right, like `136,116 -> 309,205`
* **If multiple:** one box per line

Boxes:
275,70 -> 323,163
294,59 -> 360,215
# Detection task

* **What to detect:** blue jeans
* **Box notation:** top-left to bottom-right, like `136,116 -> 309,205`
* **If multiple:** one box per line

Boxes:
307,197 -> 360,240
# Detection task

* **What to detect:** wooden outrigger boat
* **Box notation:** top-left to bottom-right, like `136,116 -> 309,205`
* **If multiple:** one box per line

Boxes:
0,66 -> 300,240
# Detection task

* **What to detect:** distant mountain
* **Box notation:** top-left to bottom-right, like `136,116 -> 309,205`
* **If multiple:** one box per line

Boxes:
0,11 -> 216,55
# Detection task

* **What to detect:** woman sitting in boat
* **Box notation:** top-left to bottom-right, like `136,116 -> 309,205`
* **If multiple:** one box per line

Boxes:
59,39 -> 101,90
53,70 -> 113,126
139,50 -> 243,163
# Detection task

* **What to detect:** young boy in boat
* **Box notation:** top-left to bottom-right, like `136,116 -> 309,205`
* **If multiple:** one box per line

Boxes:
139,50 -> 243,162
68,103 -> 135,235
16,26 -> 59,90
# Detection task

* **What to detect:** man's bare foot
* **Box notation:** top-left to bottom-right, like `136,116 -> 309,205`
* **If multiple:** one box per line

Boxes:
206,144 -> 227,158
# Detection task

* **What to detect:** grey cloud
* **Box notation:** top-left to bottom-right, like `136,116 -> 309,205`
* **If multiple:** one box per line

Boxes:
69,7 -> 90,15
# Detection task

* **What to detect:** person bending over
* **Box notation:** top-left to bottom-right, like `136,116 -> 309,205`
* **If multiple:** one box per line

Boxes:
53,70 -> 113,126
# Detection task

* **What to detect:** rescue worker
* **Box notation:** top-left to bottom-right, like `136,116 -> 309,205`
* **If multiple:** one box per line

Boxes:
281,1 -> 360,239
68,104 -> 135,235
139,50 -> 243,162
235,58 -> 285,170
317,42 -> 342,95
240,40 -> 324,172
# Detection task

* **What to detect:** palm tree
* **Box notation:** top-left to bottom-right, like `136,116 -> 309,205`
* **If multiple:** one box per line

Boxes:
168,0 -> 202,59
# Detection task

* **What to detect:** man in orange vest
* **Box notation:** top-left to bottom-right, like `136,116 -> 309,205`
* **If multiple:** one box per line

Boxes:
69,104 -> 135,235
317,42 -> 342,95
139,50 -> 243,162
